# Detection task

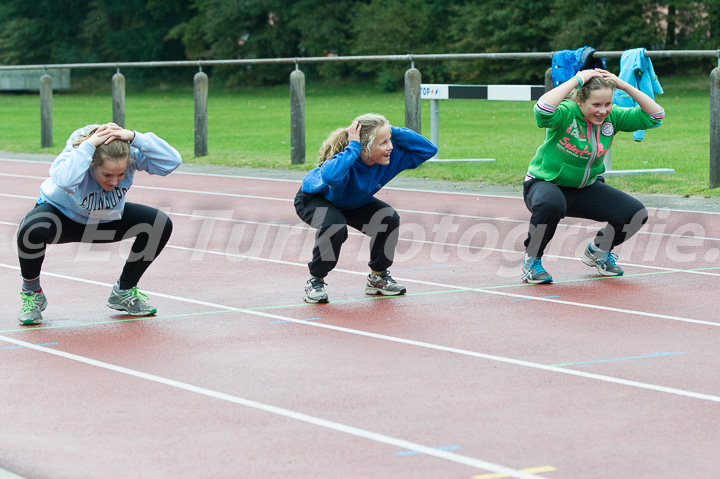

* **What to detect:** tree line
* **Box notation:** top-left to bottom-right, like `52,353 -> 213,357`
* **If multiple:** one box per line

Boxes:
0,0 -> 717,88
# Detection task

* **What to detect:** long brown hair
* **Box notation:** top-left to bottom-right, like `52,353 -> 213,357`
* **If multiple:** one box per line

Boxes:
316,113 -> 390,166
73,125 -> 134,168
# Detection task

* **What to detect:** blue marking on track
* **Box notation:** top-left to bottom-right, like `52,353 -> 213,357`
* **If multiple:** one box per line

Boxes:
396,445 -> 460,456
1,342 -> 59,350
270,317 -> 323,325
550,352 -> 685,367
512,295 -> 560,301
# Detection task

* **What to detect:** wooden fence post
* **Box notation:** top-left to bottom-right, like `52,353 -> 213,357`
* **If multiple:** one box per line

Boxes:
290,68 -> 306,165
194,71 -> 208,157
112,71 -> 126,127
40,74 -> 52,148
404,67 -> 421,134
710,68 -> 720,188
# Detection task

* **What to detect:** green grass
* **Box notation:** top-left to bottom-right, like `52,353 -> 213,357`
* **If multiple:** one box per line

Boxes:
0,75 -> 715,196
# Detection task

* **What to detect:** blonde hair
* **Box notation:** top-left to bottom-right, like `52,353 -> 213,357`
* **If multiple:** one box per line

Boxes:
567,76 -> 617,103
72,124 -> 133,168
317,113 -> 390,166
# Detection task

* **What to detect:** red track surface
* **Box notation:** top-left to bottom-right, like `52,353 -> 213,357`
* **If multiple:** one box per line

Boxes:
1,158 -> 719,479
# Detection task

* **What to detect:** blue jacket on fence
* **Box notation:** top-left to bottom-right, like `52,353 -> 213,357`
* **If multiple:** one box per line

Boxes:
551,46 -> 606,87
613,47 -> 664,142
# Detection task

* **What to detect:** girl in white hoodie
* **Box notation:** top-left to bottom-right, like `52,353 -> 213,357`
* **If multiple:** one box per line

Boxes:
16,122 -> 182,325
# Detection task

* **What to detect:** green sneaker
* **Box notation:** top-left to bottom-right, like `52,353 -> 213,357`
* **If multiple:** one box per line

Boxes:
581,244 -> 624,276
18,291 -> 48,325
107,285 -> 157,316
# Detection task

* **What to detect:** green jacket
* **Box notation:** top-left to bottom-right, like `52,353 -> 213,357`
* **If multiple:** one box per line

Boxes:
527,99 -> 664,188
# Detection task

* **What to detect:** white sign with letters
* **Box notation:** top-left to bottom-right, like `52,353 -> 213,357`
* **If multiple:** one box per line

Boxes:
420,84 -> 449,100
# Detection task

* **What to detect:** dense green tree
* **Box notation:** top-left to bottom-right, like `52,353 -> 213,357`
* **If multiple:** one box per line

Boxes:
0,0 -> 88,64
1,0 -> 717,86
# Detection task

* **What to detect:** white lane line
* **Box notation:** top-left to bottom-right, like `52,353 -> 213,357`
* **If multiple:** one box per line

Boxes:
0,334 -> 548,479
3,200 -> 720,277
0,469 -> 26,479
3,183 -> 720,245
1,263 -> 719,403
2,220 -> 720,328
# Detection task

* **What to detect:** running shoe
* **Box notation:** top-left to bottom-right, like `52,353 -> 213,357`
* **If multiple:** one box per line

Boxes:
18,291 -> 47,325
365,271 -> 406,296
581,244 -> 624,276
521,256 -> 553,284
107,285 -> 157,316
304,277 -> 329,304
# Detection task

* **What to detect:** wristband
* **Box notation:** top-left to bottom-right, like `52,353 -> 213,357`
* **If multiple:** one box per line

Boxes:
573,75 -> 583,89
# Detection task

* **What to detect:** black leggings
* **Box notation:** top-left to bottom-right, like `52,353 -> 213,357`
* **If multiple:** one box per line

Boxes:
17,202 -> 173,289
523,177 -> 648,258
294,189 -> 400,278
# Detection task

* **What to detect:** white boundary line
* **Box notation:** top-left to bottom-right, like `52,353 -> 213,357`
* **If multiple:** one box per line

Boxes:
1,163 -> 720,216
4,199 -> 720,278
2,263 -> 720,403
0,334 -> 548,479
3,186 -> 720,245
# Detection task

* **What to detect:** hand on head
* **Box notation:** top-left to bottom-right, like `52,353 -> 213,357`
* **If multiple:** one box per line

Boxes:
577,68 -> 604,83
581,68 -> 627,90
88,123 -> 135,147
346,120 -> 362,144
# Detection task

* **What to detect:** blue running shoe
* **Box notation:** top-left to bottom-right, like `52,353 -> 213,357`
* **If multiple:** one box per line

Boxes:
521,256 -> 553,284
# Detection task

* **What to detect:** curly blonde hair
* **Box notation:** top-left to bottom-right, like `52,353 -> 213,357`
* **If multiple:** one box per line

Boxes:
317,113 -> 390,166
72,125 -> 134,168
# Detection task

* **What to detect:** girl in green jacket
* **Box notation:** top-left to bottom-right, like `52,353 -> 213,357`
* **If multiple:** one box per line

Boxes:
522,68 -> 664,284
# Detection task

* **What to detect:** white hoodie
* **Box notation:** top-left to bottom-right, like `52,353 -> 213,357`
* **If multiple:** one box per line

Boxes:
38,125 -> 182,223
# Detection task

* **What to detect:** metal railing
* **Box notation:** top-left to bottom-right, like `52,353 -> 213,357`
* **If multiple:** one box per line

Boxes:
3,49 -> 720,186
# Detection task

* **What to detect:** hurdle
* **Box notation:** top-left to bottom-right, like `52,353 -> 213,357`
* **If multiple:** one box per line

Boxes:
421,83 -> 545,162
421,83 -> 674,175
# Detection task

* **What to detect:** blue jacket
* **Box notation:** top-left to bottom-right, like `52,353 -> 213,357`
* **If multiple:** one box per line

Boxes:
613,48 -> 663,141
301,126 -> 437,210
551,46 -> 606,87
39,125 -> 182,223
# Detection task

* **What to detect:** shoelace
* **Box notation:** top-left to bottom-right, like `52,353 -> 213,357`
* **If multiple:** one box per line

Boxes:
123,287 -> 149,304
374,270 -> 396,283
598,251 -> 619,265
529,259 -> 546,274
20,292 -> 38,312
309,279 -> 326,291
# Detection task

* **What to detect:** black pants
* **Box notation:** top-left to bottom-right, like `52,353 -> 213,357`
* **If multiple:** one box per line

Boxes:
17,202 -> 173,289
523,177 -> 648,258
294,189 -> 400,278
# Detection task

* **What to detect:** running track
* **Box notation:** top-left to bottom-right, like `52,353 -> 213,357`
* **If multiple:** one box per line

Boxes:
1,157 -> 719,479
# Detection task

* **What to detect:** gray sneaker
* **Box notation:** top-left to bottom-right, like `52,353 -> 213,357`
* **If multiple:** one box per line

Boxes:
365,271 -> 406,296
581,244 -> 624,276
107,285 -> 157,316
18,291 -> 48,325
304,277 -> 329,304
521,256 -> 553,284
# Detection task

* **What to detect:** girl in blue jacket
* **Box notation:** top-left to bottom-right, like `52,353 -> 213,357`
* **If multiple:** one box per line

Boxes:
294,113 -> 437,303
16,123 -> 182,325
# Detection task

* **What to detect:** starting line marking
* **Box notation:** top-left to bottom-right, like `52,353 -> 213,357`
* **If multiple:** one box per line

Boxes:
473,465 -> 557,479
